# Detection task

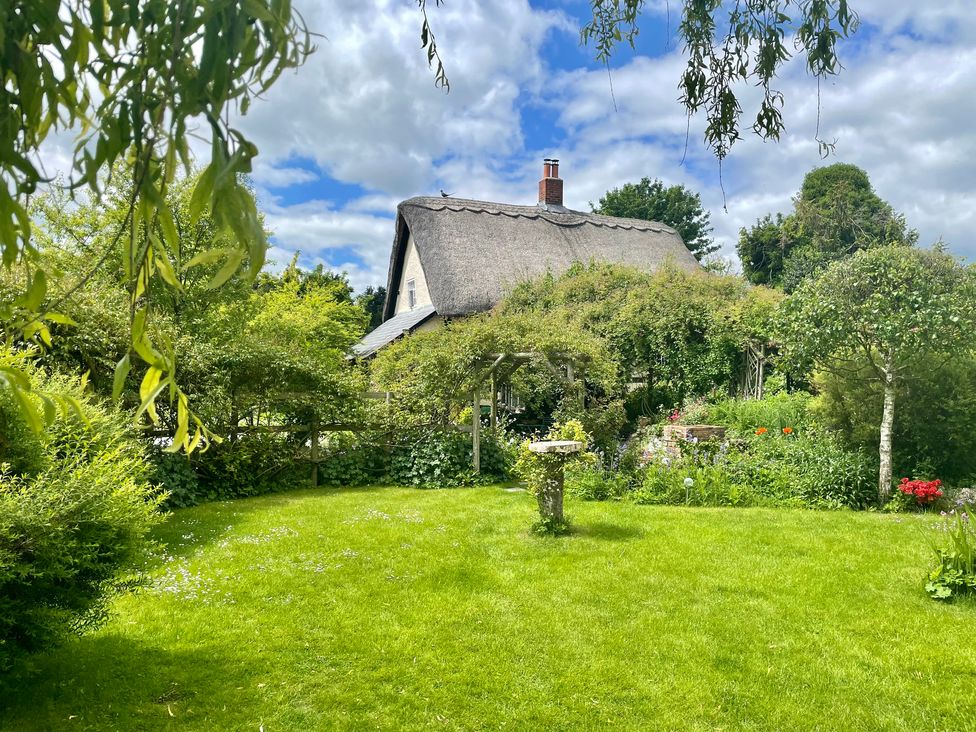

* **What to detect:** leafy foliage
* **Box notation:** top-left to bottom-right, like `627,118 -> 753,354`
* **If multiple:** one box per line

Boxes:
578,1 -> 858,159
704,391 -> 814,436
26,176 -> 368,432
631,429 -> 875,509
190,434 -> 309,501
0,349 -> 163,669
149,450 -> 201,510
503,262 -> 781,413
926,506 -> 976,601
316,432 -> 391,488
0,1 -> 313,448
371,310 -> 617,430
356,286 -> 387,333
739,164 -> 917,289
780,248 -> 976,380
737,214 -> 789,286
566,462 -> 631,501
390,429 -> 513,488
594,177 -> 718,260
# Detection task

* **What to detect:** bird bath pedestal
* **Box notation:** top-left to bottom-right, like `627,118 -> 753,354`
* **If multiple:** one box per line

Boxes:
528,440 -> 583,525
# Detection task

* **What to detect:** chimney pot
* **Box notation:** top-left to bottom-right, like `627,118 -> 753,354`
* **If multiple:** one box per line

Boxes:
538,158 -> 564,207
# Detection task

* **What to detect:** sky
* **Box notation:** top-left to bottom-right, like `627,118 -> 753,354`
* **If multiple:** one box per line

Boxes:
224,1 -> 976,292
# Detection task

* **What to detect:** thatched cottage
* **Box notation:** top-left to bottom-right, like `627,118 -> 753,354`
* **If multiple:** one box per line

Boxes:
352,160 -> 699,358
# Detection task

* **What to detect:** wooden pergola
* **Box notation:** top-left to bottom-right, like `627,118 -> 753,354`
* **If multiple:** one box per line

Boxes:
469,351 -> 579,473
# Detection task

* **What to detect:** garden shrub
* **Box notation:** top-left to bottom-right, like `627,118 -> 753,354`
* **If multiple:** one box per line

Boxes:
725,431 -> 876,509
191,433 -> 309,500
813,357 -> 976,484
0,360 -> 163,669
631,461 -> 764,506
566,463 -> 630,501
700,391 -> 814,436
0,387 -> 45,476
554,398 -> 627,463
627,427 -> 875,509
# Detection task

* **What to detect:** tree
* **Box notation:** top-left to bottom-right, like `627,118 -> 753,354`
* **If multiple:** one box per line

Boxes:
0,1 -> 313,448
356,286 -> 387,333
737,214 -> 788,286
779,246 -> 976,502
738,164 -> 917,290
594,178 -> 718,260
10,172 -> 368,437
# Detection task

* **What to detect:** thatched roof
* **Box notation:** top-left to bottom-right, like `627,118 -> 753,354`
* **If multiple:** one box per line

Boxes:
383,196 -> 699,319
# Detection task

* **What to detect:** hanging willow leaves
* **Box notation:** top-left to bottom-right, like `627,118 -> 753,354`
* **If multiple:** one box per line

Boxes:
578,0 -> 859,160
0,0 -> 313,451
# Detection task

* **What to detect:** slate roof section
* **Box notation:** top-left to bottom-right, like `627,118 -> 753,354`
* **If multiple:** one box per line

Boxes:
351,304 -> 436,359
383,196 -> 699,319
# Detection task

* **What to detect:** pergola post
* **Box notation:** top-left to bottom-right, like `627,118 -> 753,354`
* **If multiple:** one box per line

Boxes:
490,371 -> 498,429
472,389 -> 481,473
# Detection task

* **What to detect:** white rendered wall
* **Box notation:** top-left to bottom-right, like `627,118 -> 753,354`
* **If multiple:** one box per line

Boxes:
395,234 -> 433,315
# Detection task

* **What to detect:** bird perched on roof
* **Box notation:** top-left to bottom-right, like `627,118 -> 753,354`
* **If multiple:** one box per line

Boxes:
440,189 -> 452,197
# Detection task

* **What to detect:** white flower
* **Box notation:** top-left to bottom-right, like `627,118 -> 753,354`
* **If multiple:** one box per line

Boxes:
683,477 -> 695,488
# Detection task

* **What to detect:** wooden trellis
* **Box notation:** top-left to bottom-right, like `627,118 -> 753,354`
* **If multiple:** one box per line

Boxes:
740,341 -> 768,400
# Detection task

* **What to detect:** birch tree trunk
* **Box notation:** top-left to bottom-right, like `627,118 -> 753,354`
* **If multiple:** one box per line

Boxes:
878,357 -> 896,503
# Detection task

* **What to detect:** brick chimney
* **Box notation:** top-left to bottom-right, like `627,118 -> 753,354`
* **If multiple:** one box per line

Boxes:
538,158 -> 563,206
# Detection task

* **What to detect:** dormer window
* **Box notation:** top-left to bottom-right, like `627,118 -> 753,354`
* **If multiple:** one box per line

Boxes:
407,278 -> 417,309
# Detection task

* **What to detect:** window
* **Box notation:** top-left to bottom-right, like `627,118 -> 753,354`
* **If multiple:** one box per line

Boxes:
407,278 -> 417,309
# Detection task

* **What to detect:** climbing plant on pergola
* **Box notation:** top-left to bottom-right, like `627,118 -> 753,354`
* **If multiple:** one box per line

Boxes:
369,312 -> 619,468
468,350 -> 583,472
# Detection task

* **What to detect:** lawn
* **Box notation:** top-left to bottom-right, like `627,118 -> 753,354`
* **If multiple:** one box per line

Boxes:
3,486 -> 974,731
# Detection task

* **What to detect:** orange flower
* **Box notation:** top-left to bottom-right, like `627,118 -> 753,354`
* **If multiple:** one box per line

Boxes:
755,427 -> 768,435
783,427 -> 794,435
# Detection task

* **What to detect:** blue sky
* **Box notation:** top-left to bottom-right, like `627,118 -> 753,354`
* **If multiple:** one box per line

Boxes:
233,1 -> 976,292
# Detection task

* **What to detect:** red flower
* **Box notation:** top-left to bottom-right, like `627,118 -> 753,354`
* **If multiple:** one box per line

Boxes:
755,427 -> 768,435
783,427 -> 794,435
898,478 -> 943,505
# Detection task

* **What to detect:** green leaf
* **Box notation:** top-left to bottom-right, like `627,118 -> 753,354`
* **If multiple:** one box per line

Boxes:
207,251 -> 245,289
17,269 -> 47,311
155,251 -> 182,290
42,312 -> 78,326
112,353 -> 132,400
184,249 -> 230,269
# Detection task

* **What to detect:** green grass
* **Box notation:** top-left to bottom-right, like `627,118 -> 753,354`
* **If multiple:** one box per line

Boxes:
3,486 -> 975,731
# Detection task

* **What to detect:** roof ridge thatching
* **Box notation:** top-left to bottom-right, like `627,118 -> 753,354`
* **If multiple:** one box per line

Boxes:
398,196 -> 679,234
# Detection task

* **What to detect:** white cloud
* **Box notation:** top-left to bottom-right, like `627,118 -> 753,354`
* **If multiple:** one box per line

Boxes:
238,0 -> 571,194
260,197 -> 393,292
